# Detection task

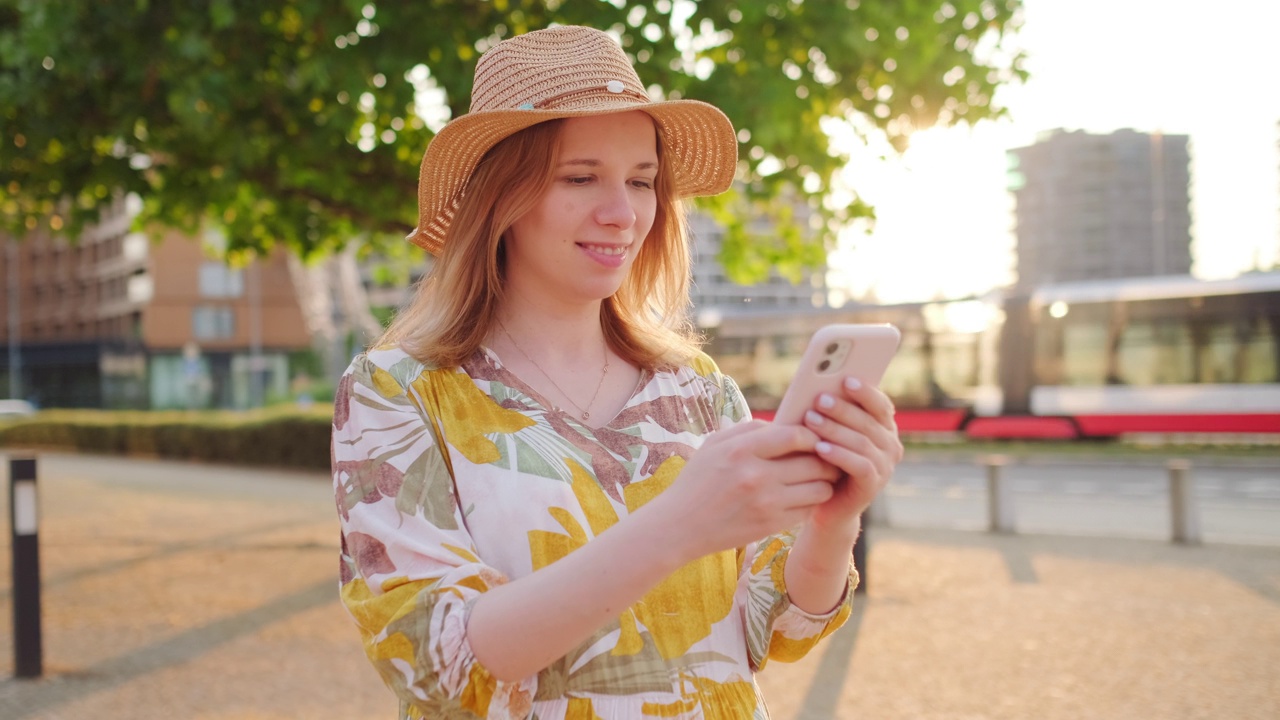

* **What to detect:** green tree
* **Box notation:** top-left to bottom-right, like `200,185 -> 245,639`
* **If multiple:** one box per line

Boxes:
0,0 -> 1024,280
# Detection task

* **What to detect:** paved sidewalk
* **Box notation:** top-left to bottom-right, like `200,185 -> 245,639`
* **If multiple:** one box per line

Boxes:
1,454 -> 1278,719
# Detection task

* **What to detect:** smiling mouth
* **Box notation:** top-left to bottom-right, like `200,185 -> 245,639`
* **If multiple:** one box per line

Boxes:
578,243 -> 628,256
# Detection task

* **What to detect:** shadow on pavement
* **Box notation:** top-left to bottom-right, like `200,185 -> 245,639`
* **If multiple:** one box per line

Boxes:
0,579 -> 335,719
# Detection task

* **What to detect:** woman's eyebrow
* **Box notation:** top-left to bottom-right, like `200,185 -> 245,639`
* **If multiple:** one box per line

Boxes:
557,158 -> 659,171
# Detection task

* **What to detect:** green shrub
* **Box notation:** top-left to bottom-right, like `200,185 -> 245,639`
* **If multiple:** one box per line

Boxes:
0,408 -> 334,471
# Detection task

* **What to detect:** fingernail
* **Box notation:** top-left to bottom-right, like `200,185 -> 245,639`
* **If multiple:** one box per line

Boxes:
818,394 -> 836,409
805,410 -> 825,425
816,441 -> 833,454
845,377 -> 862,391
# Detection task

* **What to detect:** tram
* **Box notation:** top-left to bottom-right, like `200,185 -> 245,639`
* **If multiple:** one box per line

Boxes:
703,272 -> 1280,439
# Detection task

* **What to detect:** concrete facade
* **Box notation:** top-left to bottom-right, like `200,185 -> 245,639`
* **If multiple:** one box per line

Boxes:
1009,129 -> 1193,288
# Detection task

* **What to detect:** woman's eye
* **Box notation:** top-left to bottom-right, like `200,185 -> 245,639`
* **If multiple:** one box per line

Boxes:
632,179 -> 655,190
565,176 -> 592,185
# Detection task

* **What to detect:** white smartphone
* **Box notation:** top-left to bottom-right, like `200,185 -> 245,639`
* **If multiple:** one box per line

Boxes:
772,324 -> 902,425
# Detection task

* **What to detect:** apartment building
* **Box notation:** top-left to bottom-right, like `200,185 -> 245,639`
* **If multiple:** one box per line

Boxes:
688,210 -> 828,314
1,197 -> 313,409
1009,128 -> 1193,288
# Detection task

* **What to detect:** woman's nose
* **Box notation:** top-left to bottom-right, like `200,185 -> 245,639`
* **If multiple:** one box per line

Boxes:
593,182 -> 637,229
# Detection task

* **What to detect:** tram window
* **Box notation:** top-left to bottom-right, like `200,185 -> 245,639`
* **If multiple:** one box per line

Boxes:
881,332 -> 928,406
930,333 -> 981,401
1034,319 -> 1063,385
747,337 -> 785,397
1239,316 -> 1278,383
1199,322 -> 1238,383
1061,322 -> 1108,385
1116,319 -> 1195,385
779,334 -> 808,356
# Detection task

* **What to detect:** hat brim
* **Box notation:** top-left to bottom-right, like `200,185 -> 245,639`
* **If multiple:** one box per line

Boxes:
407,98 -> 738,254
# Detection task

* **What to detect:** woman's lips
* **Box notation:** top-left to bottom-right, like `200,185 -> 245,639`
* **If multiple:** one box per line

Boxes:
578,242 -> 629,268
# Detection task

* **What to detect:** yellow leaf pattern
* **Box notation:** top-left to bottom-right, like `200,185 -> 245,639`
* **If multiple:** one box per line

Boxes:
641,677 -> 759,719
411,369 -> 534,465
566,697 -> 606,720
612,611 -> 646,657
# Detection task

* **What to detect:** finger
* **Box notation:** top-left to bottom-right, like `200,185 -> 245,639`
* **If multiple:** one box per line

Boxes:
741,423 -> 820,460
808,398 -> 899,457
815,439 -> 883,487
808,377 -> 894,431
777,479 -> 835,510
713,418 -> 772,440
805,411 -> 877,456
769,453 -> 842,485
777,506 -> 820,532
838,378 -> 898,429
810,415 -> 902,478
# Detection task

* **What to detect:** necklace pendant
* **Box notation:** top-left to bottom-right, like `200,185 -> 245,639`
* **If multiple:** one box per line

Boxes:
582,411 -> 590,420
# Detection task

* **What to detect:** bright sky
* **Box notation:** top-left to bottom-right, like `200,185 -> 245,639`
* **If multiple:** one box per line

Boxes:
827,0 -> 1280,305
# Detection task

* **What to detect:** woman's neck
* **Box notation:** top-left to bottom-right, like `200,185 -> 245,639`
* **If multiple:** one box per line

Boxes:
492,292 -> 608,365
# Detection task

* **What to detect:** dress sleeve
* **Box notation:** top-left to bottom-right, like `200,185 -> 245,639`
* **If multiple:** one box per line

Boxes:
736,531 -> 857,671
716,370 -> 859,671
332,353 -> 536,718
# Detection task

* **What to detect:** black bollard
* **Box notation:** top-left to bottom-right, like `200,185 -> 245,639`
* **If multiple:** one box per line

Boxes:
852,513 -> 868,595
9,455 -> 42,678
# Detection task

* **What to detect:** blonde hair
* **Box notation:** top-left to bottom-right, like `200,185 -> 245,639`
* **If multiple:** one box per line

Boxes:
379,117 -> 701,370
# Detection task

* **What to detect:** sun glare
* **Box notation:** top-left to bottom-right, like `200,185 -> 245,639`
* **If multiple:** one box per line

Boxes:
829,122 -> 1017,305
825,0 -> 1280,306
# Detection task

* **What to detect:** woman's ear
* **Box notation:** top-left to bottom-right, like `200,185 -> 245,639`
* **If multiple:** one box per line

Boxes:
494,231 -> 508,272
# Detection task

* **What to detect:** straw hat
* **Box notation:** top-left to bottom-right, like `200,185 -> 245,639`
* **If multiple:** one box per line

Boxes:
406,25 -> 739,254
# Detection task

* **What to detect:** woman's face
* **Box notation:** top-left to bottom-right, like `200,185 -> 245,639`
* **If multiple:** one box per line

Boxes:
504,110 -> 659,307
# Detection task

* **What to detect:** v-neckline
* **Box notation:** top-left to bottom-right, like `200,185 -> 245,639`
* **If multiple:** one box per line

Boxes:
478,346 -> 651,432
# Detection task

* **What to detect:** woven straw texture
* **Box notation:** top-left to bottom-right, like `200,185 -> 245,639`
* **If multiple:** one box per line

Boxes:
408,26 -> 738,254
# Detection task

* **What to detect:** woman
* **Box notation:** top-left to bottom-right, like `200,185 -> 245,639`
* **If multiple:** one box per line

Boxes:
332,25 -> 902,720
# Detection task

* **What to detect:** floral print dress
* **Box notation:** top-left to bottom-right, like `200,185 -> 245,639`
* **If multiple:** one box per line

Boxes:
332,345 -> 856,720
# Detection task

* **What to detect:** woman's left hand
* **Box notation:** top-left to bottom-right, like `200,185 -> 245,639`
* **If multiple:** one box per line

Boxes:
801,376 -> 904,531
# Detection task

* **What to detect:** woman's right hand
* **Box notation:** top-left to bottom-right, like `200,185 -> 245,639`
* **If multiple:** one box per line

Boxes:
651,420 -> 840,561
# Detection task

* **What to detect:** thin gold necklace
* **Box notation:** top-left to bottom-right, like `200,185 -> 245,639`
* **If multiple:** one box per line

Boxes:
498,320 -> 610,422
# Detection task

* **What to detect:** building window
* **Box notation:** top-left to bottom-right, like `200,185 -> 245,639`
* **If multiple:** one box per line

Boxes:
192,305 -> 235,340
198,262 -> 244,298
122,232 -> 149,262
127,272 -> 154,304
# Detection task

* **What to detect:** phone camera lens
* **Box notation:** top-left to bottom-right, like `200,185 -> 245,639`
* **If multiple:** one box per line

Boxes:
818,359 -> 831,372
825,343 -> 838,355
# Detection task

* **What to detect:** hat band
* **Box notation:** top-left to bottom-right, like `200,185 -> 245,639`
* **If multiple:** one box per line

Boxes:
514,84 -> 651,112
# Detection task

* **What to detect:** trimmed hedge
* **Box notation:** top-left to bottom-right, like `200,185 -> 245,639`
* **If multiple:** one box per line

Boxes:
10,410 -> 1275,473
0,409 -> 333,471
